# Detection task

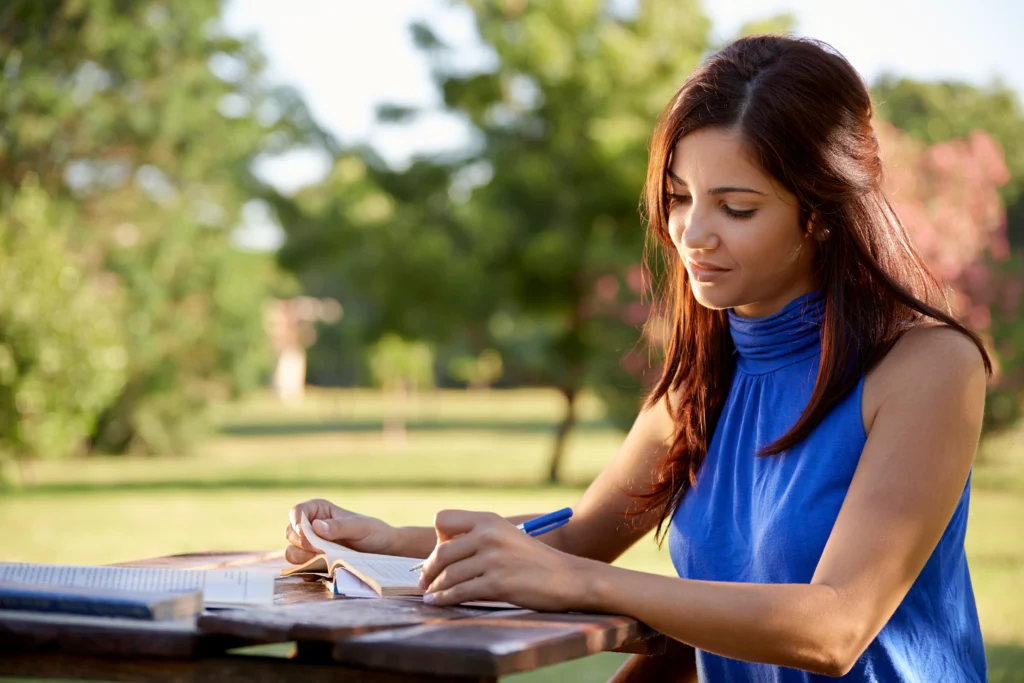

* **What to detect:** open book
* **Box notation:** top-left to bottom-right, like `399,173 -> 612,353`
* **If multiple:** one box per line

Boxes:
280,514 -> 425,597
282,514 -> 518,608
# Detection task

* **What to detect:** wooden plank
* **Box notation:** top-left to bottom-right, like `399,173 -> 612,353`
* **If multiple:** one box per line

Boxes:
199,595 -> 492,643
0,611 -> 244,659
331,610 -> 659,678
0,650 -> 495,683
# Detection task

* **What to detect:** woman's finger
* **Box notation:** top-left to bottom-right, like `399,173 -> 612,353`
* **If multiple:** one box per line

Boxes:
283,523 -> 318,553
424,574 -> 494,607
288,499 -> 340,533
284,544 -> 317,565
424,554 -> 489,595
418,533 -> 479,589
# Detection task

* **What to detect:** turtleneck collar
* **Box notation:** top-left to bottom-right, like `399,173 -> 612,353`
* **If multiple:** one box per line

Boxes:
728,291 -> 825,374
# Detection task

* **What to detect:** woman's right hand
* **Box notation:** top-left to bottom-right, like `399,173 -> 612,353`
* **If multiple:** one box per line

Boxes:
284,498 -> 399,565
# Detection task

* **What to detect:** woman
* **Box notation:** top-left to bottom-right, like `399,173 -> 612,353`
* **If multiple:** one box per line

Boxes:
284,35 -> 989,681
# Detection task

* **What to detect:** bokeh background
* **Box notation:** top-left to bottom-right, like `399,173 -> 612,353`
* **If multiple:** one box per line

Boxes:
1,1 -> 1022,680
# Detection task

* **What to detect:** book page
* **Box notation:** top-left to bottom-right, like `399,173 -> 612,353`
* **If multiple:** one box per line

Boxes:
0,563 -> 274,607
300,513 -> 422,592
340,554 -> 423,591
299,513 -> 406,565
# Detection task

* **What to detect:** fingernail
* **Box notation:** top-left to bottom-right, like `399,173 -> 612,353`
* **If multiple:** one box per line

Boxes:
313,520 -> 329,534
422,592 -> 435,604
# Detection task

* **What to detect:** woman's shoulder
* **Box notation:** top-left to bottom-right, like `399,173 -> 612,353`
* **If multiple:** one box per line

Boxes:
884,321 -> 985,370
861,321 -> 987,433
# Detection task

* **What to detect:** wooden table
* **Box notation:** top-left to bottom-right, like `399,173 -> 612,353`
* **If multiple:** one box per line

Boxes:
0,550 -> 667,682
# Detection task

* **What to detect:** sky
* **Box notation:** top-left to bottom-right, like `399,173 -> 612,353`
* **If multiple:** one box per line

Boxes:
222,0 -> 1024,249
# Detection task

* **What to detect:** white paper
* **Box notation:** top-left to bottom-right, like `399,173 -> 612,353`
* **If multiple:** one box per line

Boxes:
326,569 -> 379,598
0,563 -> 275,607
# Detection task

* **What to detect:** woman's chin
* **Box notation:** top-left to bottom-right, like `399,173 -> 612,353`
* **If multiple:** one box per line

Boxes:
690,283 -> 736,311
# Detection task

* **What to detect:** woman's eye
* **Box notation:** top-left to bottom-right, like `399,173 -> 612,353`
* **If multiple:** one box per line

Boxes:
723,205 -> 757,219
667,193 -> 691,206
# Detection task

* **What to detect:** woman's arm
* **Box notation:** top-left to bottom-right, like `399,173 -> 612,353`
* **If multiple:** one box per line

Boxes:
419,325 -> 986,676
573,325 -> 987,675
391,395 -> 677,560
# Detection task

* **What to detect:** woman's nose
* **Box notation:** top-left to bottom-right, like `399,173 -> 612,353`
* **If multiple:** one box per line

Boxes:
678,210 -> 719,251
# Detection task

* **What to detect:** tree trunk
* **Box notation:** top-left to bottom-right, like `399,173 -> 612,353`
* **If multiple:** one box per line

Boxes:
16,456 -> 36,487
383,379 -> 408,449
547,387 -> 577,484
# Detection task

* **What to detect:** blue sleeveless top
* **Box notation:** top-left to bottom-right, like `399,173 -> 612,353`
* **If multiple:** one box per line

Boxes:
667,292 -> 986,682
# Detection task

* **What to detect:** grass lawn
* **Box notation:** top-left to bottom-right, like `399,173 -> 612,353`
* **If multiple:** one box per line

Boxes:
2,388 -> 1023,681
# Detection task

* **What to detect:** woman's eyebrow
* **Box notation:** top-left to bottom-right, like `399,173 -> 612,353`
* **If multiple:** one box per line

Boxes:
666,169 -> 767,196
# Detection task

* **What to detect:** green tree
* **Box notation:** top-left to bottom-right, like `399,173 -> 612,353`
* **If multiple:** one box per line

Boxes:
0,0 -> 318,454
408,0 -> 709,481
271,1 -> 710,481
0,179 -> 126,480
734,12 -> 797,38
368,334 -> 436,445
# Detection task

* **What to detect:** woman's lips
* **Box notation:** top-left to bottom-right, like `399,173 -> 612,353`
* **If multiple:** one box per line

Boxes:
686,259 -> 731,282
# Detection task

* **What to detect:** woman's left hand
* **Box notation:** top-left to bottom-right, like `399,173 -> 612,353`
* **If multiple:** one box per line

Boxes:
417,510 -> 590,611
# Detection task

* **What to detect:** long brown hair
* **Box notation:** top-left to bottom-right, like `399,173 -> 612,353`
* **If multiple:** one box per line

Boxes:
637,35 -> 992,541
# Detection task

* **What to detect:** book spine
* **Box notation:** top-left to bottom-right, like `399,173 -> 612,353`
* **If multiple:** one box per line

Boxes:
0,593 -> 154,619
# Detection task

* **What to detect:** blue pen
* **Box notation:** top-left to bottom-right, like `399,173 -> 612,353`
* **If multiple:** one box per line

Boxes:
516,507 -> 573,535
410,508 -> 573,572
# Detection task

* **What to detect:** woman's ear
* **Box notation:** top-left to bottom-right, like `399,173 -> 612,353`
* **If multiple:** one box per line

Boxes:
807,212 -> 830,243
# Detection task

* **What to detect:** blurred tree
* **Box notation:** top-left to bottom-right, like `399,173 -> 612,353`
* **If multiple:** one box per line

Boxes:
368,334 -> 436,446
872,76 -> 1024,245
270,150 -> 503,387
734,12 -> 797,38
448,349 -> 504,390
0,0 -> 320,454
271,0 -> 710,481
408,0 -> 709,481
0,178 -> 126,481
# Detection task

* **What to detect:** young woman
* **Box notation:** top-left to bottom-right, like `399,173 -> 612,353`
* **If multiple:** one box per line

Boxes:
284,35 -> 989,681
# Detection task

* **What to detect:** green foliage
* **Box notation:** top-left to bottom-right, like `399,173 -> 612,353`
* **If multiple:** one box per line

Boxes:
735,12 -> 798,38
0,179 -> 126,466
0,0 -> 316,455
430,0 -> 709,429
368,334 -> 436,392
271,1 -> 712,468
448,349 -> 504,389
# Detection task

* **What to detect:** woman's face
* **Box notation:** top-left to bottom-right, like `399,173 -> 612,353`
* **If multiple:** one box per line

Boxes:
666,126 -> 817,318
